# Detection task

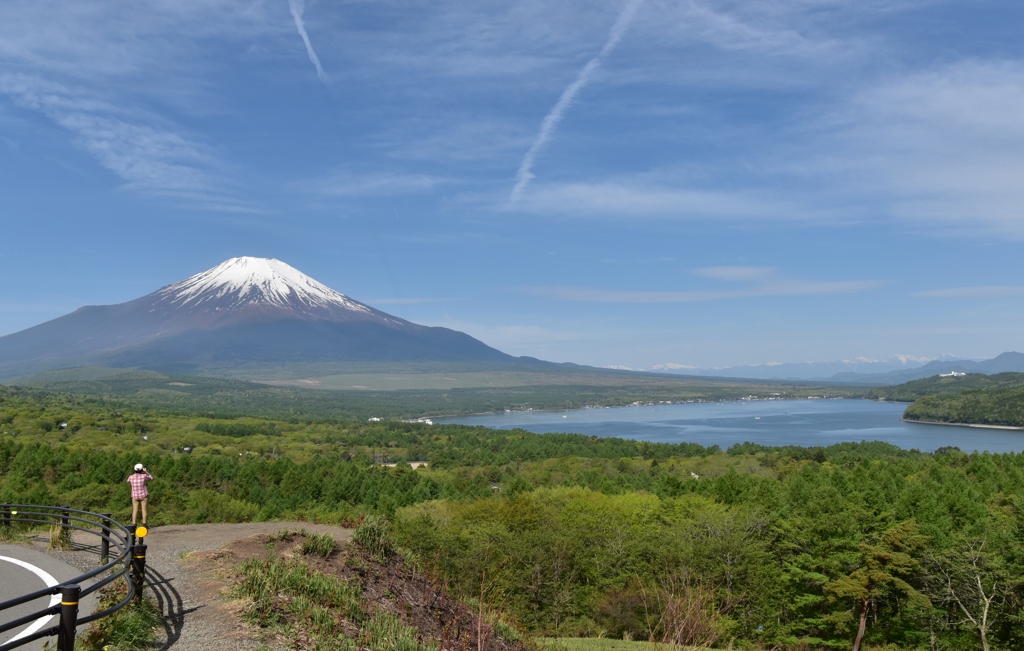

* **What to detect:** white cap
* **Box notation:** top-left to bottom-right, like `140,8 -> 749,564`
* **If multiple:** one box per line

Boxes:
134,463 -> 143,471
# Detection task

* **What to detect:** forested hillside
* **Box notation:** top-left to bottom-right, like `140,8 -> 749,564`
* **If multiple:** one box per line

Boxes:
864,372 -> 1024,428
903,386 -> 1024,428
2,386 -> 1024,649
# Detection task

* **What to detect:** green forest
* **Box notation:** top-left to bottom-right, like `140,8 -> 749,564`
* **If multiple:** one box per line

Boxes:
902,388 -> 1024,428
2,385 -> 1024,649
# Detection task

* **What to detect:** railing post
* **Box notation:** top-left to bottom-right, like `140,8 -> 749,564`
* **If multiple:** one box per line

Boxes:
57,583 -> 80,651
131,543 -> 147,603
128,523 -> 137,546
61,505 -> 70,534
2,504 -> 8,528
100,513 -> 111,563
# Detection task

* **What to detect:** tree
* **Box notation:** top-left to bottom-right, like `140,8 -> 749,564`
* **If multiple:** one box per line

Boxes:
925,538 -> 1010,651
826,520 -> 930,651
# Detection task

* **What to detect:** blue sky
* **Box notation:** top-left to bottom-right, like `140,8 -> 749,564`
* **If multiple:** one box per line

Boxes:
2,0 -> 1023,369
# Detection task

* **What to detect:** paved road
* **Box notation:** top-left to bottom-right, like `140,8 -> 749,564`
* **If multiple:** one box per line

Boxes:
0,544 -> 99,651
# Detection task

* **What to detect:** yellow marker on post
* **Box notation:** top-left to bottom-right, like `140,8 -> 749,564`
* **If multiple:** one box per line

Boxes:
136,526 -> 148,538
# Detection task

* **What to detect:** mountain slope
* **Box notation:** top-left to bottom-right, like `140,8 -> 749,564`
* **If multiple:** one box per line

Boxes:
0,257 -> 515,380
866,371 -> 1024,402
829,352 -> 1024,385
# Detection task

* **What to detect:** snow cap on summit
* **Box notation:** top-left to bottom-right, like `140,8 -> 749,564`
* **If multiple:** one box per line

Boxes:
157,257 -> 371,313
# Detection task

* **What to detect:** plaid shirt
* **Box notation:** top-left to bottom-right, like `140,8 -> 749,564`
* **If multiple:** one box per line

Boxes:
127,472 -> 153,500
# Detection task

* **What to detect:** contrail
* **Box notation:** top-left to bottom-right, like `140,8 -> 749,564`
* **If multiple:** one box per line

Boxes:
511,0 -> 643,203
289,0 -> 329,83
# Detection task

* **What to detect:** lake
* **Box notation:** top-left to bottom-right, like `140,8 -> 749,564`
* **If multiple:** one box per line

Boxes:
436,399 -> 1024,453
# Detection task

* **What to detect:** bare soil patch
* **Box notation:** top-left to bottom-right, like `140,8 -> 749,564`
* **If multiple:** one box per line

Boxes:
188,530 -> 531,651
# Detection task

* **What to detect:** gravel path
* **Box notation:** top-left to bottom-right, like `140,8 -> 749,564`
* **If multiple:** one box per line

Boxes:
141,522 -> 353,651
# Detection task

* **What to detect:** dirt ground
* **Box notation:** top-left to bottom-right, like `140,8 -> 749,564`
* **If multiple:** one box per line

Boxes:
125,522 -> 353,650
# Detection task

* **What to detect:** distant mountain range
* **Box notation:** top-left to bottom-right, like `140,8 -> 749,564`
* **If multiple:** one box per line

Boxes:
643,352 -> 1024,385
827,352 -> 1024,385
0,257 -> 525,381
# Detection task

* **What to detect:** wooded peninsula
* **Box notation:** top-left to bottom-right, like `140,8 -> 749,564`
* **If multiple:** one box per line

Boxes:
870,372 -> 1024,428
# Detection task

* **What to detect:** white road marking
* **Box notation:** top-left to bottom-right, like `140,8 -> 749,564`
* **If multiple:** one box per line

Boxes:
0,555 -> 61,642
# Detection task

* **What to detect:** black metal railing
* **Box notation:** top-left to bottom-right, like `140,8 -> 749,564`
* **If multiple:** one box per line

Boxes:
0,504 -> 147,651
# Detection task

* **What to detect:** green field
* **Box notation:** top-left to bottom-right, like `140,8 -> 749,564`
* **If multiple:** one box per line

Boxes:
539,638 -> 694,651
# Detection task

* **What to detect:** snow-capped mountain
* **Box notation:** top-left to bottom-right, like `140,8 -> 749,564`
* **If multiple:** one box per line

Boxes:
155,257 -> 377,319
0,257 -> 513,379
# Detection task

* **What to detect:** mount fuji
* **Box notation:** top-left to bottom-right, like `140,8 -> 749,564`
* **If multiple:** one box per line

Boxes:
0,257 -> 518,380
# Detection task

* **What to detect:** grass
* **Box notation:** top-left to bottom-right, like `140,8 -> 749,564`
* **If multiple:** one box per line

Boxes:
235,555 -> 363,628
538,639 -> 696,651
0,525 -> 21,542
300,531 -> 337,558
234,549 -> 367,651
361,611 -> 438,651
231,536 -> 439,651
79,581 -> 162,651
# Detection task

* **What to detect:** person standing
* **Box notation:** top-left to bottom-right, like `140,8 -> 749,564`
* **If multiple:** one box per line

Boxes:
127,463 -> 153,526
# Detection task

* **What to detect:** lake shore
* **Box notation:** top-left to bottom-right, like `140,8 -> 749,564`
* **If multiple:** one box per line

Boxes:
439,400 -> 1024,453
902,418 -> 1024,431
434,395 -> 846,420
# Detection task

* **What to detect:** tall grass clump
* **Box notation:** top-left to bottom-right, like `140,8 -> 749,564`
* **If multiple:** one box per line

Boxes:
353,515 -> 394,560
301,531 -> 337,558
0,525 -> 19,543
47,523 -> 72,551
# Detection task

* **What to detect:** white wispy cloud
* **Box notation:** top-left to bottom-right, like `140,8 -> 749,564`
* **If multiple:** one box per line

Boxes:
289,0 -> 329,84
806,60 -> 1024,237
914,286 -> 1024,299
525,267 -> 882,303
510,0 -> 644,203
0,73 -> 237,205
306,171 -> 441,197
510,179 -> 791,219
680,1 -> 819,55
